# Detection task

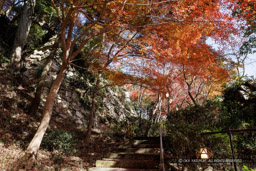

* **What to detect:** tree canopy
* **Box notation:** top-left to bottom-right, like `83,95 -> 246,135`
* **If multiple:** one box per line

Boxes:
0,0 -> 255,169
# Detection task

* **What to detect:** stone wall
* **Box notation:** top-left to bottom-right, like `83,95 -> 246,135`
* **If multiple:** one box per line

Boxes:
26,41 -> 137,131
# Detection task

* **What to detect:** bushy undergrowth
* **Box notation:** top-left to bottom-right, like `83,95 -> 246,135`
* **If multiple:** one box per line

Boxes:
0,54 -> 9,63
164,80 -> 256,169
41,129 -> 77,155
222,80 -> 256,161
166,101 -> 230,158
124,116 -> 161,137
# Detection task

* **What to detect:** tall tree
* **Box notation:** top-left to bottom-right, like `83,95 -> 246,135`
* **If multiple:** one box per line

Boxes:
18,0 -> 143,167
17,1 -> 110,167
232,0 -> 256,67
17,0 -> 241,168
28,0 -> 61,114
9,0 -> 36,70
85,30 -> 139,143
115,0 -> 237,114
0,0 -> 5,11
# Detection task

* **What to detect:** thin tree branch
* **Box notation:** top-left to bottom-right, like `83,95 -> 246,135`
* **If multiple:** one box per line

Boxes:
50,0 -> 62,23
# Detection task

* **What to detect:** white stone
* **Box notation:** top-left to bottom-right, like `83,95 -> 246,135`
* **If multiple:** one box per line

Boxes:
75,111 -> 83,118
62,102 -> 69,108
66,71 -> 74,78
34,50 -> 44,55
125,95 -> 131,102
76,119 -> 83,125
23,131 -> 29,137
1,63 -> 8,68
241,85 -> 251,93
57,95 -> 61,99
52,74 -> 57,80
204,166 -> 213,171
42,98 -> 46,102
30,54 -> 42,59
6,91 -> 17,98
67,110 -> 73,117
239,90 -> 250,100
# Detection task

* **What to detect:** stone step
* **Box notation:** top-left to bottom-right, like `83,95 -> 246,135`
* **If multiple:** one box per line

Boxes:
102,158 -> 159,162
118,143 -> 159,148
133,143 -> 159,148
88,137 -> 163,171
88,168 -> 159,171
134,136 -> 161,140
132,139 -> 160,145
115,148 -> 160,154
104,152 -> 160,160
96,159 -> 159,169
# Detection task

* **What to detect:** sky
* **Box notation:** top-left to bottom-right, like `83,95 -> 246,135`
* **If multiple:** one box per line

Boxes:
244,53 -> 256,78
206,37 -> 256,79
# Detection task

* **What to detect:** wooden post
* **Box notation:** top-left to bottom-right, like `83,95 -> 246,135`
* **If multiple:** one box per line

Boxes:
201,128 -> 256,171
167,96 -> 170,116
160,124 -> 165,171
228,128 -> 237,171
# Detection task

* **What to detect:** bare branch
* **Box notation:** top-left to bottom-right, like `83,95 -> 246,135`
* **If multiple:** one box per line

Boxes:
70,29 -> 108,61
50,0 -> 62,22
115,0 -> 176,6
69,1 -> 109,54
70,62 -> 88,70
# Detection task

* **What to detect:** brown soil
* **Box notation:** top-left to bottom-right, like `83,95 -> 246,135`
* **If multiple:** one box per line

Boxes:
0,65 -> 128,170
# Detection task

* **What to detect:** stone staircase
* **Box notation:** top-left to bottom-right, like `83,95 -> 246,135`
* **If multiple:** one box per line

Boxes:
88,137 -> 161,171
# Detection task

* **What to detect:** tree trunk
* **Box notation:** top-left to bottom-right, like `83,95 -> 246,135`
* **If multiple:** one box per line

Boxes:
29,37 -> 59,115
138,85 -> 143,127
144,104 -> 158,137
157,96 -> 162,122
16,63 -> 68,169
144,95 -> 160,137
187,84 -> 197,105
85,76 -> 100,143
9,0 -> 36,70
0,0 -> 5,11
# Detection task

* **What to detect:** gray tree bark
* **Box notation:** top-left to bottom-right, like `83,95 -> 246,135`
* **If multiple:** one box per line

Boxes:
0,0 -> 5,12
9,0 -> 36,70
144,93 -> 161,137
85,76 -> 100,143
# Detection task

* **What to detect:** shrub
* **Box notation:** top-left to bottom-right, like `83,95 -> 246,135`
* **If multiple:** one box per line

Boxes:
243,165 -> 255,171
166,101 -> 230,158
0,55 -> 10,63
42,129 -> 76,154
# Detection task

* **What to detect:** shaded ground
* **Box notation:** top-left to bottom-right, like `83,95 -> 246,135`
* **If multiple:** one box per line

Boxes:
0,65 -> 128,170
